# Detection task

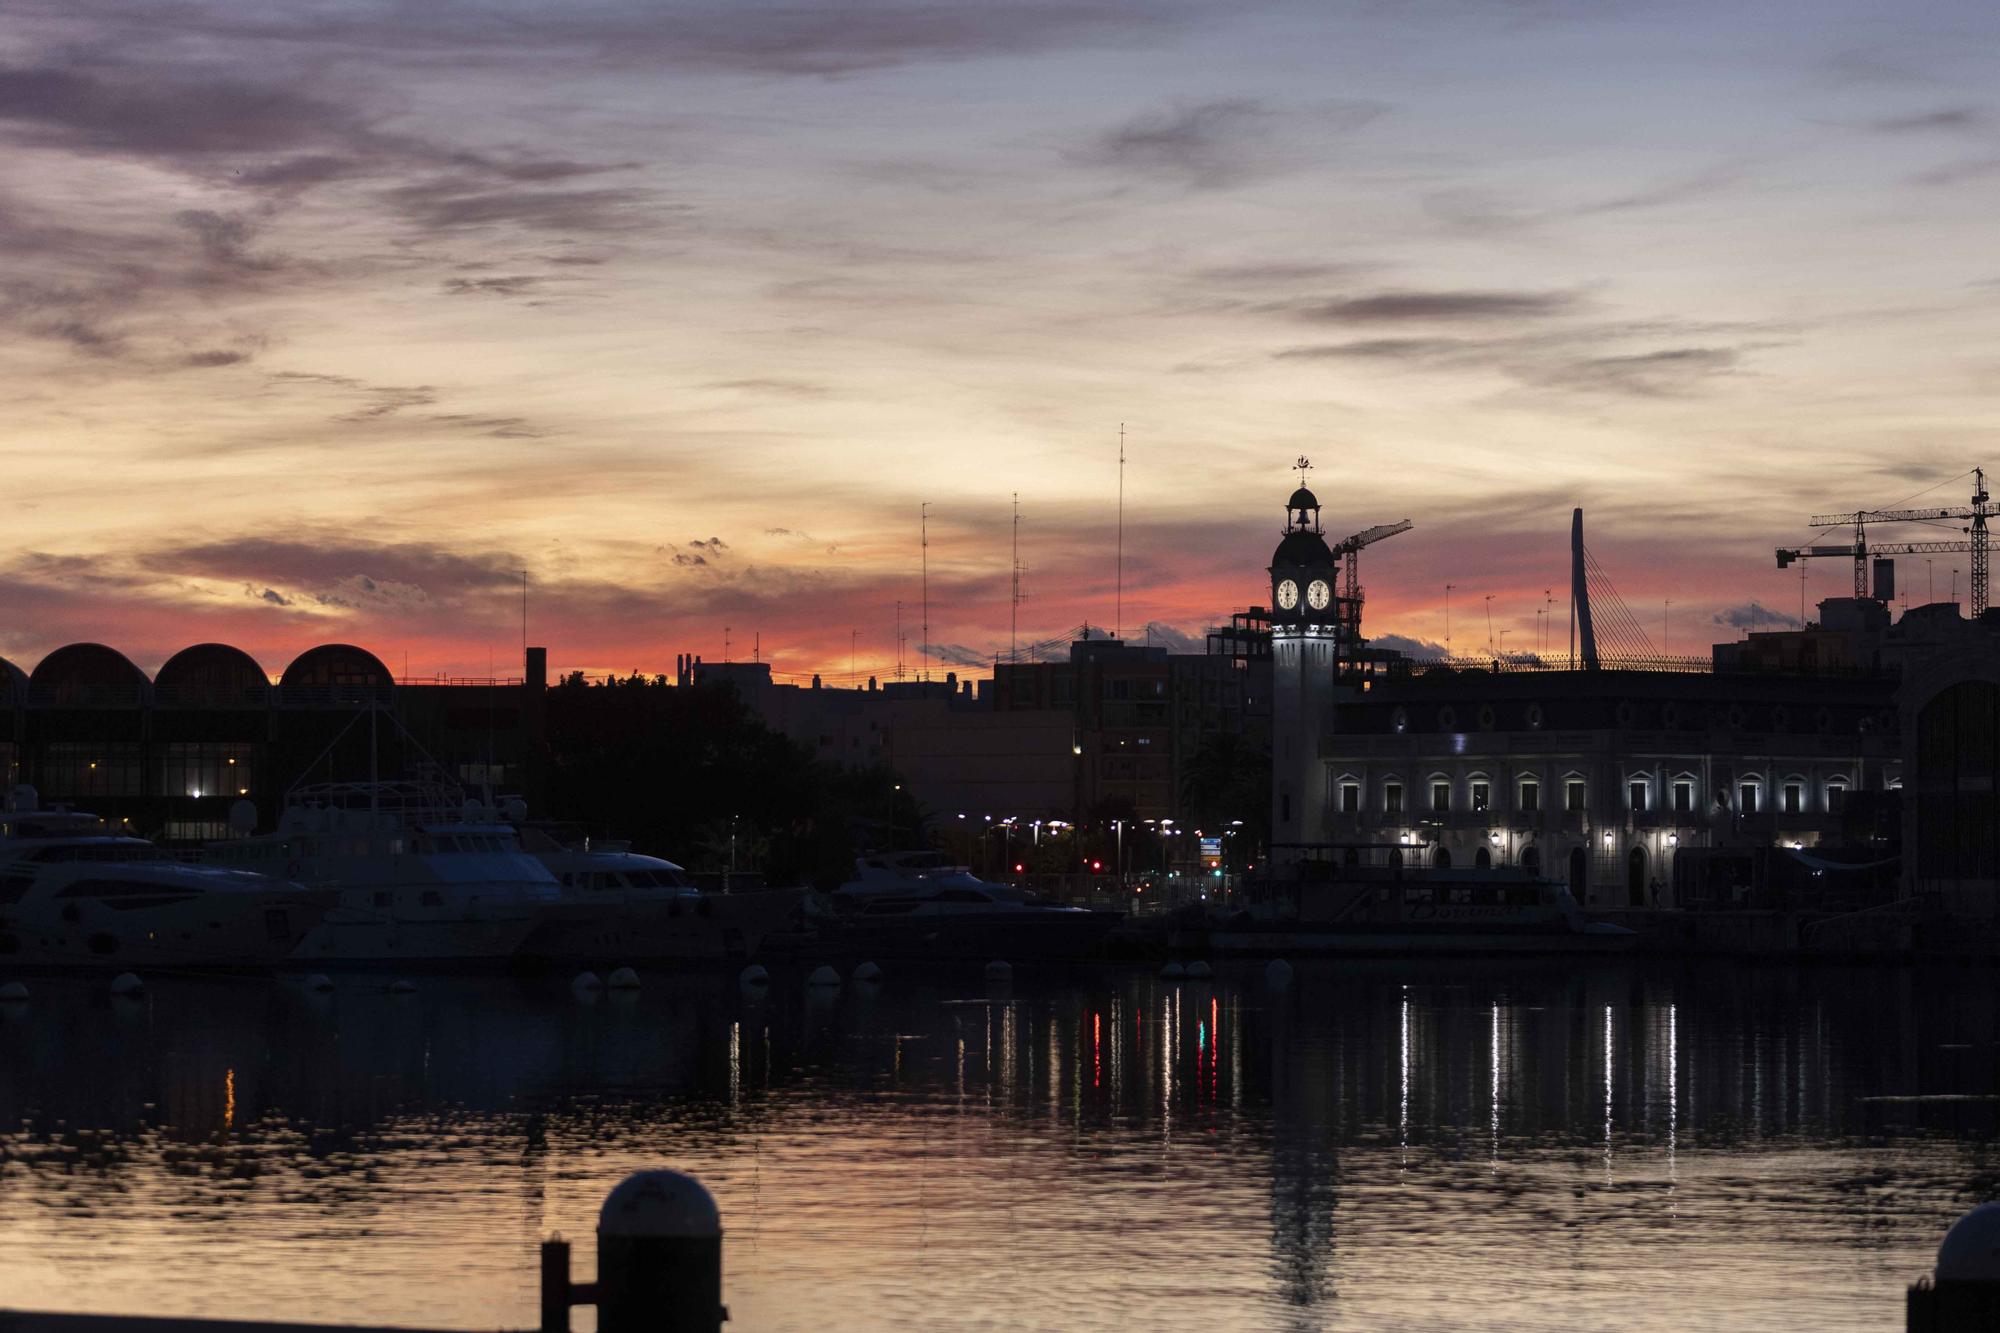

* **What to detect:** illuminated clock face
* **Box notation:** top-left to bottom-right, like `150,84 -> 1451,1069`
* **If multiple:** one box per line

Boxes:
1275,578 -> 1299,610
1306,579 -> 1331,611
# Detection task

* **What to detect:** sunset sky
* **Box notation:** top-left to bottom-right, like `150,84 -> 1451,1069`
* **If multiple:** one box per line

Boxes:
4,0 -> 1998,682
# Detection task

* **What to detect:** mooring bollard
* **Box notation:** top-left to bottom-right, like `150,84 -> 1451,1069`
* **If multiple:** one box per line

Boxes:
1909,1202 -> 2000,1330
542,1169 -> 725,1333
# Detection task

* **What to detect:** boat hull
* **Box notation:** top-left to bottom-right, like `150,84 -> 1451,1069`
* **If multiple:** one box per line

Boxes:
1193,922 -> 1637,957
822,908 -> 1124,961
0,892 -> 330,969
521,889 -> 807,964
286,908 -> 546,966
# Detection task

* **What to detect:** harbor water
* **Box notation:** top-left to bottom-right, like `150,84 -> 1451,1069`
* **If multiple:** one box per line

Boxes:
0,960 -> 1992,1331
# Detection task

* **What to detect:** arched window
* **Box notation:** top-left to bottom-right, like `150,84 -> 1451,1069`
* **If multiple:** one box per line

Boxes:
1474,846 -> 1491,869
1432,845 -> 1452,870
1522,845 -> 1541,876
1627,845 -> 1648,907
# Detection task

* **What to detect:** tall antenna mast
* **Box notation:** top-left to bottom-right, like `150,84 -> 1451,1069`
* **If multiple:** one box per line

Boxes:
895,601 -> 904,681
1115,424 -> 1125,640
1010,492 -> 1021,663
521,570 -> 528,652
920,502 -> 930,681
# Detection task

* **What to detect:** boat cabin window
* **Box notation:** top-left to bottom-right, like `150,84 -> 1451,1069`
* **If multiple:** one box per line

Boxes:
57,878 -> 198,905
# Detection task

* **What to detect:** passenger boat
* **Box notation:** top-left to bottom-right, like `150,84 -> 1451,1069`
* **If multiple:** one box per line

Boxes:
206,780 -> 565,966
820,853 -> 1123,959
0,789 -> 329,968
1193,849 -> 1637,956
834,849 -> 1003,901
514,826 -> 805,963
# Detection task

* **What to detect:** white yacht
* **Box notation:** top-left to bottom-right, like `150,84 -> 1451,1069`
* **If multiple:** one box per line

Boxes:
823,852 -> 1123,959
0,788 -> 329,968
834,850 -> 999,902
206,780 -> 566,965
514,828 -> 806,963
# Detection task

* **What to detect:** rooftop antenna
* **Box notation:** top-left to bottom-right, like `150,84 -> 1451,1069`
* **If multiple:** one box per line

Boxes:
1445,583 -> 1455,656
1115,425 -> 1125,640
920,502 -> 930,681
521,570 -> 528,653
724,626 -> 731,663
753,631 -> 760,665
895,601 -> 904,681
1010,492 -> 1022,663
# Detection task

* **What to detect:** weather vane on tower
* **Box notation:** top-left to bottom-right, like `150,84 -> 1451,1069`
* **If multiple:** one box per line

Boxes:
1294,455 -> 1312,485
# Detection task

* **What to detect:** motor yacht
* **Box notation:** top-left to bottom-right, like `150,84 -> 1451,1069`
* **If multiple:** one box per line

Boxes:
0,788 -> 329,968
823,854 -> 1123,959
1193,855 -> 1638,956
206,780 -> 566,966
514,826 -> 805,963
834,850 -> 1002,902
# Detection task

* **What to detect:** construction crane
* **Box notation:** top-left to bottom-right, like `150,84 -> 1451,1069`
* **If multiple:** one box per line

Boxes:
1328,519 -> 1412,676
1775,468 -> 1990,615
1333,519 -> 1413,603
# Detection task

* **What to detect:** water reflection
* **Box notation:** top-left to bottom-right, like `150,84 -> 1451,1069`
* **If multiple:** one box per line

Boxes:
0,961 -> 1992,1331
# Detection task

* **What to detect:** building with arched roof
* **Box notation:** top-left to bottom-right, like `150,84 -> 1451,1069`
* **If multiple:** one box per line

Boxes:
0,640 -> 543,843
280,644 -> 395,708
28,643 -> 151,709
155,643 -> 271,709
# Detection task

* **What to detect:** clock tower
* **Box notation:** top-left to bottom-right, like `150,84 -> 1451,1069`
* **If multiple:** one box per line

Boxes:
1269,460 -> 1340,853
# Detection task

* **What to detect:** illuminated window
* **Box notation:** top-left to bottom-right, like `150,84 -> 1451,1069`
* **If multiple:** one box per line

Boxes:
1739,782 -> 1760,815
1519,780 -> 1540,813
1673,781 -> 1694,815
1384,782 -> 1404,815
1471,781 -> 1490,812
1628,780 -> 1648,812
1827,781 -> 1848,814
1565,780 -> 1586,812
1784,783 -> 1803,816
1340,783 -> 1360,814
1431,781 -> 1450,813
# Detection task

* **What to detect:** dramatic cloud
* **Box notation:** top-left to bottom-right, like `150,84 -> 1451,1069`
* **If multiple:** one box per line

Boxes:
1286,290 -> 1580,323
922,641 -> 992,668
1867,107 -> 1984,133
441,275 -> 546,298
1081,98 -> 1382,189
0,0 -> 1988,680
1712,602 -> 1801,630
1135,621 -> 1204,652
1520,347 -> 1741,397
0,64 -> 356,157
384,179 -> 653,234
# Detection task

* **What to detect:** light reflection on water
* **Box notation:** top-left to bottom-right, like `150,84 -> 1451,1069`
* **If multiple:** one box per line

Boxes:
0,960 -> 1994,1331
